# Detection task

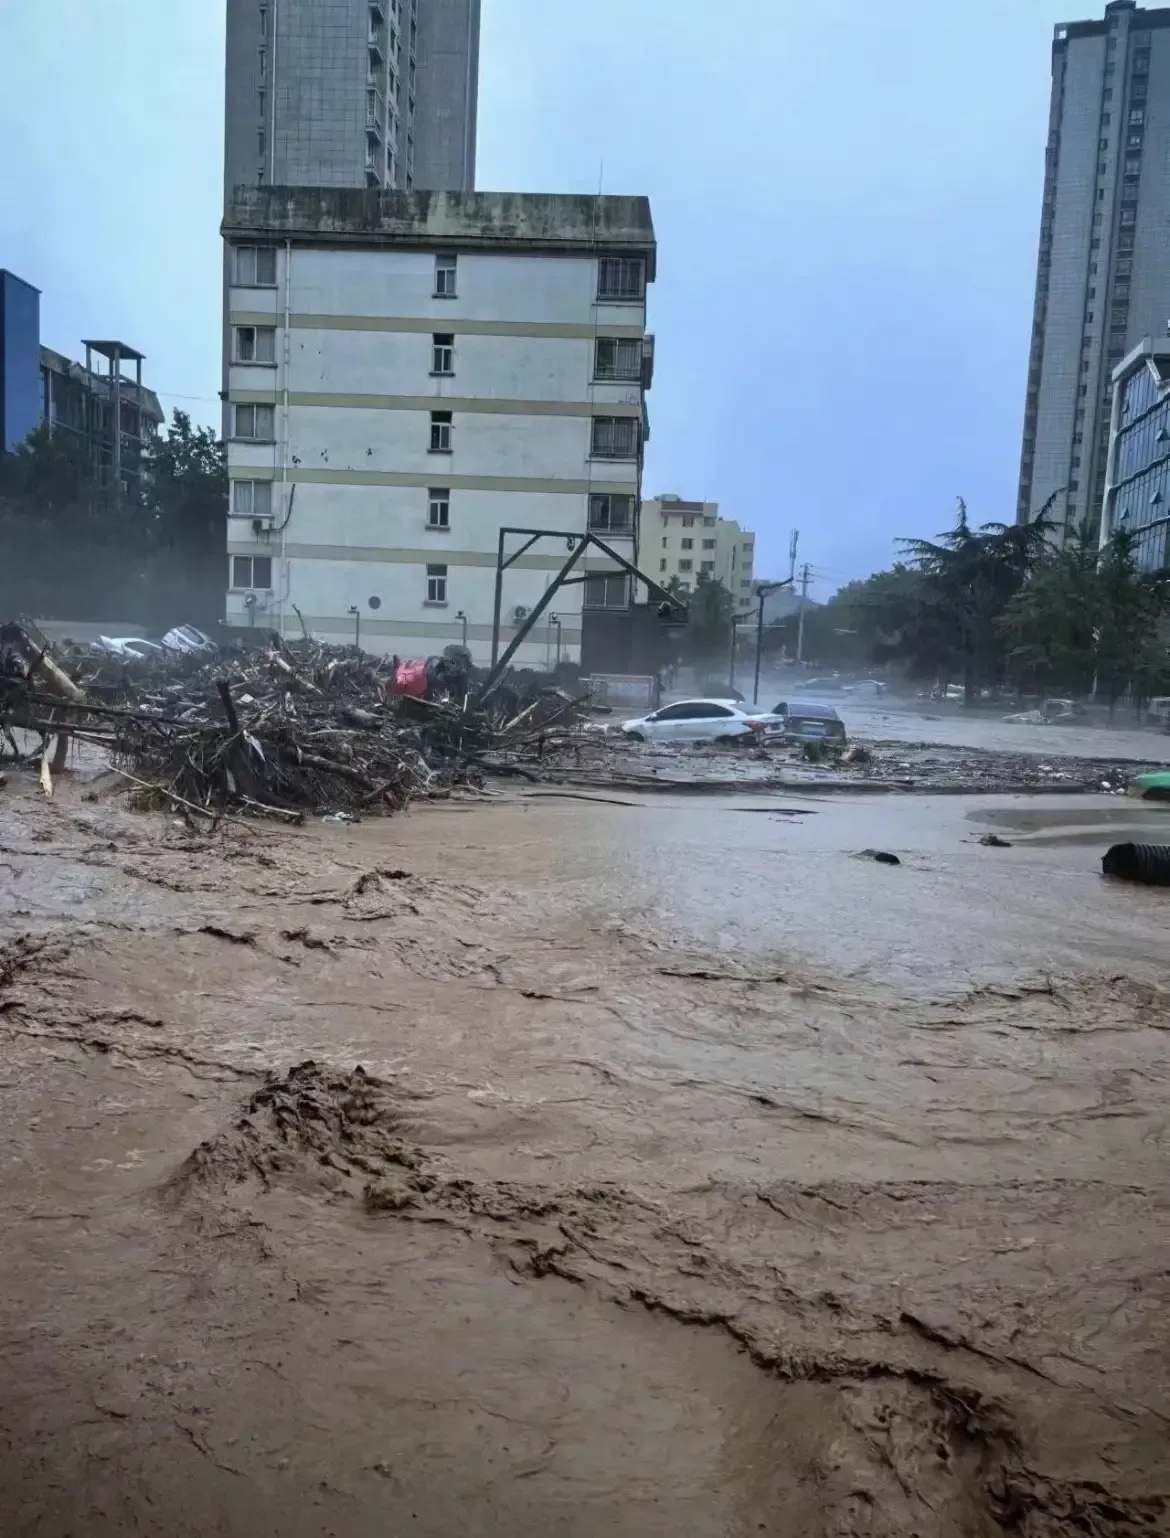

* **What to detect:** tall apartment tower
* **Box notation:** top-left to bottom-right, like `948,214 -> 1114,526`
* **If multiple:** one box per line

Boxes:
1018,2 -> 1170,535
223,0 -> 480,198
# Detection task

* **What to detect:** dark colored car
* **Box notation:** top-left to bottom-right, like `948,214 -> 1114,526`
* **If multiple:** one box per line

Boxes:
762,700 -> 847,744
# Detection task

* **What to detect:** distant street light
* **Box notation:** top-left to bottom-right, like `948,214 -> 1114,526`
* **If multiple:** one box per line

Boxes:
752,580 -> 794,705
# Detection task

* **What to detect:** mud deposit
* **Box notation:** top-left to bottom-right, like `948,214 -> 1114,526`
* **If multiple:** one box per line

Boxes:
0,780 -> 1167,1536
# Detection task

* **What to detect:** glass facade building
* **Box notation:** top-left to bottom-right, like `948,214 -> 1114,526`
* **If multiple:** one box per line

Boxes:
1102,341 -> 1170,569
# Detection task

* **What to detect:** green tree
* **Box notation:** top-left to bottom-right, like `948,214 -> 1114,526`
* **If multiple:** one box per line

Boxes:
669,574 -> 735,665
900,498 -> 1053,699
1001,524 -> 1169,708
144,410 -> 227,556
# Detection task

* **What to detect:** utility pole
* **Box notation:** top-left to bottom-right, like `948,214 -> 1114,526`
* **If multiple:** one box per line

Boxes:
788,529 -> 799,586
795,564 -> 811,663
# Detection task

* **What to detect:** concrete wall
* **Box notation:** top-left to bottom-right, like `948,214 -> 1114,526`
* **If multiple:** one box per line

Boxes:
0,270 -> 42,453
225,241 -> 649,663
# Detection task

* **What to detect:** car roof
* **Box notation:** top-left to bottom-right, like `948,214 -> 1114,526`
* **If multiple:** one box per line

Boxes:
784,700 -> 841,718
667,698 -> 742,710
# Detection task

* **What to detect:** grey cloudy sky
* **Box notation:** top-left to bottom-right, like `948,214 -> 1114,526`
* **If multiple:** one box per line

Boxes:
0,0 -> 1078,596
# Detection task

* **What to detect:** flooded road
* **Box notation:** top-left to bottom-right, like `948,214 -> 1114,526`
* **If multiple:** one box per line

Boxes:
0,778 -> 1167,1535
843,698 -> 1170,762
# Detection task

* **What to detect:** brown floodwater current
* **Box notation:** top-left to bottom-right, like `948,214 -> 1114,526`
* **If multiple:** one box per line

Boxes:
0,773 -> 1167,1536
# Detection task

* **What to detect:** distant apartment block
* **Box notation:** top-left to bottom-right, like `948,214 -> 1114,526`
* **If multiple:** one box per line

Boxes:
639,495 -> 755,600
41,343 -> 163,492
220,186 -> 655,664
1019,2 -> 1170,537
224,0 -> 480,197
1,266 -> 161,488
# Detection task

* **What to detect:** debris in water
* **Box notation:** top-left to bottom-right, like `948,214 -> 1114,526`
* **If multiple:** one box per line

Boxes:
979,833 -> 1012,848
859,849 -> 901,866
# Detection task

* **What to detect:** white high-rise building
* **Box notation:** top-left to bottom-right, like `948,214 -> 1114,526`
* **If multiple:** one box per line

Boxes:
224,0 -> 480,198
221,188 -> 656,665
1019,2 -> 1170,536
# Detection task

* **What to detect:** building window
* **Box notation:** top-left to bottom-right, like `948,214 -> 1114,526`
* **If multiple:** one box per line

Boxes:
597,256 -> 645,301
700,561 -> 715,574
231,479 -> 273,518
233,402 -> 275,440
234,325 -> 276,364
429,410 -> 452,452
432,333 -> 454,374
680,537 -> 693,549
426,563 -> 448,603
701,537 -> 716,549
232,554 -> 273,590
582,573 -> 630,609
659,558 -> 667,571
435,253 -> 457,297
678,558 -> 693,572
594,337 -> 642,380
427,487 -> 450,529
588,492 -> 633,533
1130,108 -> 1144,125
235,245 -> 277,285
590,416 -> 638,458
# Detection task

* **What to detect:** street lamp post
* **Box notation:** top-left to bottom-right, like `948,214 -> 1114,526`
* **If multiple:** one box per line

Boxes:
347,604 -> 360,651
455,609 -> 468,649
752,579 -> 794,705
548,613 -> 562,667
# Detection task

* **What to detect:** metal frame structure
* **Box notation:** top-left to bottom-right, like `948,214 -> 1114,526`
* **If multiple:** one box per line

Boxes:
482,526 -> 686,699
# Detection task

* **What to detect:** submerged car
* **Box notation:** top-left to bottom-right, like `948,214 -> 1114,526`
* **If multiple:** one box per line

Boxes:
619,699 -> 765,744
748,700 -> 847,744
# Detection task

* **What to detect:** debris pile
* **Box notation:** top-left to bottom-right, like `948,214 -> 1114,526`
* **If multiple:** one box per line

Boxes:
0,623 -> 593,820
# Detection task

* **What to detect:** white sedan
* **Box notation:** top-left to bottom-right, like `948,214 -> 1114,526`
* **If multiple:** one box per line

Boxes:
619,699 -> 764,744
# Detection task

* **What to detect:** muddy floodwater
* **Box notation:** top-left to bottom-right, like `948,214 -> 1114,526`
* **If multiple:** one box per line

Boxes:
0,776 -> 1167,1536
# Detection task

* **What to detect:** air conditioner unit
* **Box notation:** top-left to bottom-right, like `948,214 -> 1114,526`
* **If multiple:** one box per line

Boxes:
512,604 -> 529,621
252,516 -> 275,535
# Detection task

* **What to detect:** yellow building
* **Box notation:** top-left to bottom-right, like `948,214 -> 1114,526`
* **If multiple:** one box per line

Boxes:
639,495 -> 755,601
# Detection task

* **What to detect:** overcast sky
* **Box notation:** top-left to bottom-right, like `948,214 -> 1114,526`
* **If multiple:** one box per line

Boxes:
0,0 -> 1079,597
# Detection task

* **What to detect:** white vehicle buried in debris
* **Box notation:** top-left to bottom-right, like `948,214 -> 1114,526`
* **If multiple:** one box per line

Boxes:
619,699 -> 765,744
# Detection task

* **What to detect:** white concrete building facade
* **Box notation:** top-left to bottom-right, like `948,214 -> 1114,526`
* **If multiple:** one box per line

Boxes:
639,495 -> 755,600
221,188 -> 655,663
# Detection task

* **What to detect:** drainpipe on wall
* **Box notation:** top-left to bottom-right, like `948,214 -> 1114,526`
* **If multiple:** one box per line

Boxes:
278,236 -> 292,632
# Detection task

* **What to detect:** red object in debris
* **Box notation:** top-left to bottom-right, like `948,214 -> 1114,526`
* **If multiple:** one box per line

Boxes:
393,658 -> 430,697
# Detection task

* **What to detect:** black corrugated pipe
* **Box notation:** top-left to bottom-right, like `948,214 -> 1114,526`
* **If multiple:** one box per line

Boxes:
1101,842 -> 1170,885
